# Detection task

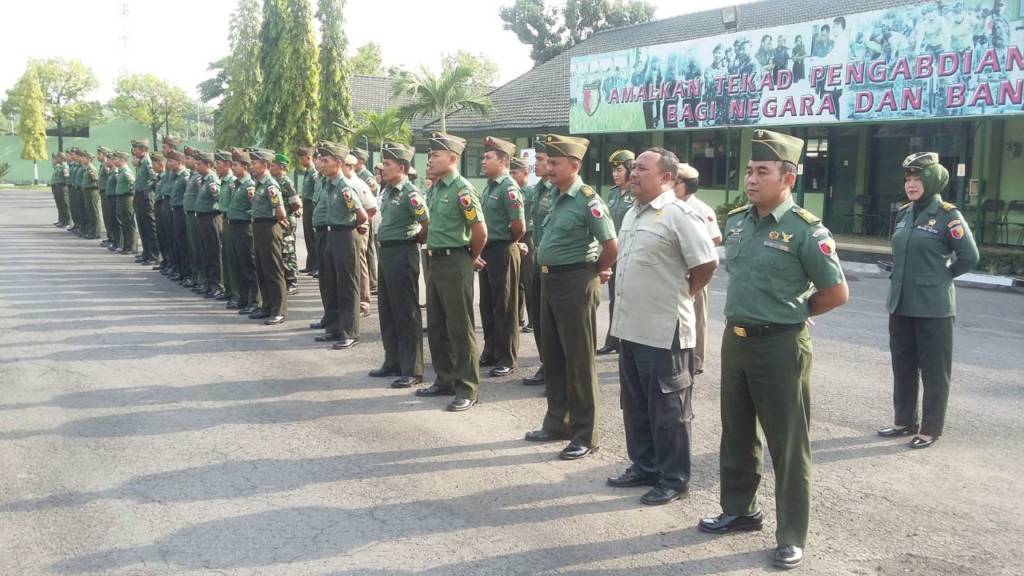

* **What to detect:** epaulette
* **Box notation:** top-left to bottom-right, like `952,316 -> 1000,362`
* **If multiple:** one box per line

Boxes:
581,185 -> 595,198
940,201 -> 957,212
728,204 -> 750,216
897,202 -> 912,211
792,206 -> 820,224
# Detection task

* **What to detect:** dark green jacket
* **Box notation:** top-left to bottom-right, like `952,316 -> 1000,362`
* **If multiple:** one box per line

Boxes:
226,175 -> 255,221
194,172 -> 221,213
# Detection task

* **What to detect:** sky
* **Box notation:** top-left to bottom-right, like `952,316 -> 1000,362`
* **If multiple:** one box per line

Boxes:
1,0 -> 754,103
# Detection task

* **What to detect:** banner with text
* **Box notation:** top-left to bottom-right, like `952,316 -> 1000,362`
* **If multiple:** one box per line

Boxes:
569,0 -> 1024,133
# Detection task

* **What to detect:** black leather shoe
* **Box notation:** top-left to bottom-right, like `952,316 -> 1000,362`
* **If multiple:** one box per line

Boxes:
134,255 -> 146,263
206,290 -> 225,299
332,338 -> 359,350
559,443 -> 595,460
151,264 -> 162,270
315,333 -> 342,342
216,293 -> 232,301
489,365 -> 514,377
309,321 -> 325,330
239,306 -> 256,315
264,315 -> 286,325
878,424 -> 918,437
697,511 -> 764,534
312,271 -> 319,279
596,344 -> 618,355
522,324 -> 534,333
607,467 -> 659,488
447,398 -> 476,412
287,284 -> 298,295
169,273 -> 182,281
524,429 -> 566,442
182,278 -> 195,287
226,301 -> 240,309
909,435 -> 937,449
773,545 -> 804,569
369,366 -> 401,377
522,368 -> 545,386
641,483 -> 687,506
479,356 -> 498,368
391,376 -> 422,388
415,384 -> 455,397
249,311 -> 271,320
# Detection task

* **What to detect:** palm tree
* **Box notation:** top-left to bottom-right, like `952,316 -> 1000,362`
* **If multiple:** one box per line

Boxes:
350,109 -> 412,156
392,63 -> 493,134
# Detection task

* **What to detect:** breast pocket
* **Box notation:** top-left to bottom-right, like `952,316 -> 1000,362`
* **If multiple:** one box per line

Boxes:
632,227 -> 671,266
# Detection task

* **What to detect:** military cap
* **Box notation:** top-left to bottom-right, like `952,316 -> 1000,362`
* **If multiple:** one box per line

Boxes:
296,146 -> 313,157
484,136 -> 516,157
750,129 -> 804,165
150,152 -> 165,162
214,149 -> 232,163
231,147 -> 251,164
381,141 -> 415,162
195,150 -> 215,164
130,138 -> 149,149
408,165 -> 418,177
343,154 -> 359,166
677,163 -> 699,180
273,152 -> 290,166
249,148 -> 276,163
608,149 -> 635,166
352,148 -> 370,162
510,156 -> 528,171
97,146 -> 111,156
533,135 -> 548,154
316,140 -> 349,159
183,146 -> 198,158
165,150 -> 185,162
112,150 -> 131,161
544,134 -> 589,160
428,132 -> 467,154
80,150 -> 94,160
162,135 -> 182,149
902,152 -> 940,173
374,163 -> 384,171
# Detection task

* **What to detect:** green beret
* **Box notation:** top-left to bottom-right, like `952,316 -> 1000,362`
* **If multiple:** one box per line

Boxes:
677,163 -> 699,180
429,132 -> 466,154
165,150 -> 185,162
545,134 -> 589,160
903,152 -> 940,173
750,129 -> 804,165
381,141 -> 415,162
484,136 -> 516,157
149,152 -> 165,162
510,156 -> 527,171
214,149 -> 232,163
316,140 -> 349,159
195,150 -> 215,164
352,148 -> 370,162
131,139 -> 149,149
533,134 -> 548,154
231,147 -> 251,164
162,135 -> 182,149
273,152 -> 290,166
608,149 -> 635,166
249,148 -> 276,163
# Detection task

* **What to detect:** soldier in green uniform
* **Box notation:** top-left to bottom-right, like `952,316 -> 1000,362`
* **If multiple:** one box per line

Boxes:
597,149 -> 636,356
370,142 -> 429,388
478,136 -> 526,377
509,156 -> 531,331
158,137 -> 183,273
879,152 -> 979,449
226,148 -> 259,313
194,151 -> 225,298
353,147 -> 380,294
269,154 -> 302,294
103,152 -> 121,252
97,148 -> 116,248
524,134 -> 617,460
131,139 -> 159,265
522,136 -> 554,386
248,148 -> 289,325
149,152 -> 167,269
415,132 -> 487,412
110,151 -> 137,255
166,150 -> 192,282
215,150 -> 238,302
296,147 -> 319,275
65,149 -> 81,235
309,151 -> 332,326
79,150 -> 104,240
698,129 -> 849,570
51,153 -> 72,228
183,148 -> 207,291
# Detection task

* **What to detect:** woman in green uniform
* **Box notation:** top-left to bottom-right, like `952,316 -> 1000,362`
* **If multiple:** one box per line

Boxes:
596,149 -> 635,356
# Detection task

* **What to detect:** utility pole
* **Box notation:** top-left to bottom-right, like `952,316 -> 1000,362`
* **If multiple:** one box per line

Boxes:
118,3 -> 130,77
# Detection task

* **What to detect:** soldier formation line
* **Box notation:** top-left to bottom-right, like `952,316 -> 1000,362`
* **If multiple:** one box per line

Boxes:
43,128 -> 979,571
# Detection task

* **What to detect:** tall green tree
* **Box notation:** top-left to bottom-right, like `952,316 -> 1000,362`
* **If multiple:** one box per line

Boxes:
13,67 -> 48,184
197,57 -> 230,103
110,74 -> 191,149
500,0 -> 656,65
349,43 -> 383,76
350,109 -> 411,155
286,0 -> 320,151
392,64 -> 493,134
441,50 -> 499,89
3,59 -> 100,151
216,0 -> 263,148
316,0 -> 351,142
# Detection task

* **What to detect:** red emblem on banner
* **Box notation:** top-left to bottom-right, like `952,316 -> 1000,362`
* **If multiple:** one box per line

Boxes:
582,81 -> 602,117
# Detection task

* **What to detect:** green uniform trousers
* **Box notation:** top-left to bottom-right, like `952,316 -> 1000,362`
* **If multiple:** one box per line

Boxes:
197,212 -> 224,292
229,220 -> 259,307
321,226 -> 360,339
156,199 -> 173,267
115,194 -> 136,252
301,199 -> 318,272
186,212 -> 205,284
52,184 -> 72,226
519,232 -> 534,327
720,324 -> 813,548
540,266 -> 601,447
479,242 -> 521,368
103,193 -> 119,248
253,219 -> 287,317
426,249 -> 480,401
68,186 -> 82,232
134,191 -> 159,260
889,315 -> 954,437
172,207 -> 191,279
221,215 -> 237,299
315,226 -> 330,323
378,241 -> 424,377
83,188 -> 104,239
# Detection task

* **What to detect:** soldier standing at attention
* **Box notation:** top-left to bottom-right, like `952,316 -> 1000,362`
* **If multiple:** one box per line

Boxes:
309,151 -> 333,328
353,148 -> 381,295
50,153 -> 71,228
521,136 -> 553,386
111,151 -> 137,255
370,142 -> 429,388
296,147 -> 319,276
343,153 -> 378,318
597,149 -> 636,356
183,148 -> 207,292
524,134 -> 617,460
879,152 -> 978,449
131,139 -> 159,265
96,148 -> 114,247
509,156 -> 532,332
269,153 -> 303,295
215,150 -> 238,303
698,129 -> 848,570
248,148 -> 289,325
226,148 -> 260,314
149,152 -> 167,269
65,149 -> 81,236
103,152 -> 121,252
167,151 -> 192,283
477,136 -> 526,378
415,132 -> 487,412
194,151 -> 225,299
80,150 -> 104,241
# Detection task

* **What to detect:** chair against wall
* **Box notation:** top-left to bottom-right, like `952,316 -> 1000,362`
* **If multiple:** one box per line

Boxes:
852,194 -> 884,235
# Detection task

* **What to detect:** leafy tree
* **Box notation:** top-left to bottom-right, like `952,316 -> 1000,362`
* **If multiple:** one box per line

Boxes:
499,0 -> 656,65
350,109 -> 411,155
197,57 -> 230,103
110,74 -> 192,148
441,50 -> 499,89
285,0 -> 321,151
316,0 -> 352,142
13,67 -> 48,183
216,0 -> 263,148
4,59 -> 101,151
349,42 -> 383,76
392,64 -> 493,134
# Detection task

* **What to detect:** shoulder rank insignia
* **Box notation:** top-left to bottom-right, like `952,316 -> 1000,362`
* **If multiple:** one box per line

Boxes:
792,206 -> 820,224
728,204 -> 750,216
898,202 -> 912,211
581,185 -> 595,198
940,201 -> 957,212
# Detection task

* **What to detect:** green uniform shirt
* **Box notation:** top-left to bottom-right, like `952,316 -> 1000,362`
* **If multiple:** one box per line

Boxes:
321,173 -> 365,226
157,169 -> 173,199
481,173 -> 525,242
311,175 -> 329,226
531,180 -> 555,245
134,154 -> 154,194
357,166 -> 379,195
114,165 -> 135,196
169,168 -> 191,207
105,166 -> 118,196
220,173 -> 237,213
887,195 -> 979,317
606,185 -> 636,233
537,176 -> 616,266
226,174 -> 255,221
183,172 -> 200,211
98,165 -> 111,194
194,172 -> 221,213
297,166 -> 317,201
425,171 -> 483,249
521,183 -> 536,232
378,177 -> 429,242
250,173 -> 282,220
69,163 -> 80,189
722,195 -> 845,325
152,172 -> 163,198
51,163 -> 66,185
82,162 -> 99,190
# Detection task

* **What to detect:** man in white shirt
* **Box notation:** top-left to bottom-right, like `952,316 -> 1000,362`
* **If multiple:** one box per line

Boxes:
343,154 -> 379,317
607,148 -> 718,505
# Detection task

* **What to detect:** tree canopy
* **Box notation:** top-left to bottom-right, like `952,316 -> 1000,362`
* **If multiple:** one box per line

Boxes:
349,43 -> 383,77
392,64 -> 493,134
350,109 -> 412,155
216,0 -> 264,148
3,58 -> 101,151
14,67 -> 47,163
110,74 -> 192,148
317,0 -> 353,142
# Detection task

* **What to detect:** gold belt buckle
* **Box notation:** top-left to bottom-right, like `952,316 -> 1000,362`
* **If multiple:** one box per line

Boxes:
732,326 -> 747,338
541,265 -> 550,274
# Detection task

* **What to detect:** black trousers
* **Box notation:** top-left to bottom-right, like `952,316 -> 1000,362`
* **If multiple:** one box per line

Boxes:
156,199 -> 174,267
528,259 -> 544,366
253,220 -> 287,316
321,226 -> 360,339
315,225 -> 329,323
115,194 -> 136,251
378,241 -> 423,377
302,199 -> 317,271
134,190 -> 158,259
102,192 -> 118,247
229,220 -> 258,307
197,212 -> 224,291
479,241 -> 521,368
172,206 -> 191,278
619,336 -> 695,489
889,314 -> 954,437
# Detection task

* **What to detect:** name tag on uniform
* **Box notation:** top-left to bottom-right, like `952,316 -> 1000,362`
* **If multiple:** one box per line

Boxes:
763,240 -> 791,252
915,225 -> 939,235
895,221 -> 907,230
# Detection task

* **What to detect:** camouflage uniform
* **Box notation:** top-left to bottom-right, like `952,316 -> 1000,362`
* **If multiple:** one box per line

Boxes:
278,173 -> 301,288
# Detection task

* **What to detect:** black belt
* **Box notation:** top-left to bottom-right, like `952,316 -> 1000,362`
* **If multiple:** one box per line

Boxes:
380,238 -> 417,247
428,247 -> 469,257
229,219 -> 250,224
197,211 -> 220,216
540,262 -> 591,274
186,210 -> 197,216
253,217 -> 276,223
325,225 -> 354,232
172,205 -> 184,211
727,321 -> 804,338
314,225 -> 327,233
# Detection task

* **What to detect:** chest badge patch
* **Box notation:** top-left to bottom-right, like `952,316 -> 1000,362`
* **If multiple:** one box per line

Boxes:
768,230 -> 780,241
